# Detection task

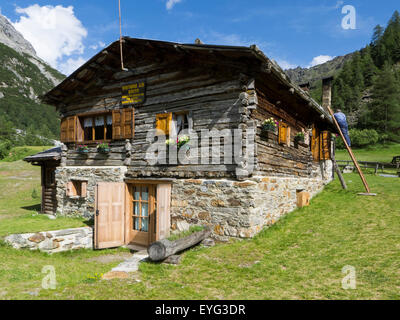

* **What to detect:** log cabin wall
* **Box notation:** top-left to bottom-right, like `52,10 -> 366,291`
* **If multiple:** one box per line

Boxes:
59,58 -> 244,178
251,89 -> 315,178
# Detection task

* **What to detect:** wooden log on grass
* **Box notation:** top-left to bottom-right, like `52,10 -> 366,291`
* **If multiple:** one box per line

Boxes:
148,227 -> 212,262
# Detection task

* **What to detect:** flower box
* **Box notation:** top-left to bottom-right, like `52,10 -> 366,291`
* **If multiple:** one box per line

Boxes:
96,142 -> 110,154
98,148 -> 110,154
76,145 -> 89,154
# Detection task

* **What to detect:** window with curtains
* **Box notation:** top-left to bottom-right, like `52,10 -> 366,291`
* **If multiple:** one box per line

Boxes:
174,113 -> 190,136
82,114 -> 112,141
156,111 -> 192,137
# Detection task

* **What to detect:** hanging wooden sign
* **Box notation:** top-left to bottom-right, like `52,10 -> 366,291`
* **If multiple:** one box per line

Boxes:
121,81 -> 146,105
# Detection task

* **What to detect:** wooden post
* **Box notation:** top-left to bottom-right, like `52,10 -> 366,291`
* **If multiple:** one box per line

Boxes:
334,160 -> 347,190
327,106 -> 372,194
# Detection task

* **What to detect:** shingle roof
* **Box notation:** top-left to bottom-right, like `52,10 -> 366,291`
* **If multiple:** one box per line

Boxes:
24,147 -> 61,163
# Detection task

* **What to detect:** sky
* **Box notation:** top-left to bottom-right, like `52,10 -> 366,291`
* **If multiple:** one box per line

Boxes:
0,0 -> 399,75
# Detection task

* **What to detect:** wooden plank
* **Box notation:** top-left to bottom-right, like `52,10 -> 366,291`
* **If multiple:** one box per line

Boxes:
157,184 -> 172,241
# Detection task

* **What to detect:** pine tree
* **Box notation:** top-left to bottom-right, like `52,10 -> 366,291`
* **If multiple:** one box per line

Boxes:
361,46 -> 378,87
368,63 -> 400,141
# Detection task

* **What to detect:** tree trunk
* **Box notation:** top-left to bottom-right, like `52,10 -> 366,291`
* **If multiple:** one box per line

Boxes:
148,227 -> 212,261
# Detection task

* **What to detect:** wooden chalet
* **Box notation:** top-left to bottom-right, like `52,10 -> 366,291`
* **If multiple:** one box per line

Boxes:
26,37 -> 335,249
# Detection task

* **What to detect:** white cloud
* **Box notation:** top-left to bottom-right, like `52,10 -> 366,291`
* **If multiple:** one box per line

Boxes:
12,4 -> 88,70
166,0 -> 182,10
309,55 -> 335,67
276,59 -> 297,70
89,41 -> 106,51
59,57 -> 87,76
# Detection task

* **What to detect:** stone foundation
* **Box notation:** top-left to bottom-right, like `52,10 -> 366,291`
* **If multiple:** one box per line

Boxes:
52,162 -> 333,242
171,161 -> 333,241
5,227 -> 93,253
55,166 -> 127,218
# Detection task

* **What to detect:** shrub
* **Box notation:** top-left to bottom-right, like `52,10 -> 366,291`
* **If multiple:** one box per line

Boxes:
336,129 -> 379,149
0,140 -> 12,160
31,189 -> 39,200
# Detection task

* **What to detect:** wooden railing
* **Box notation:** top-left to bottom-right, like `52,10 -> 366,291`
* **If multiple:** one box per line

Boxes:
336,160 -> 400,174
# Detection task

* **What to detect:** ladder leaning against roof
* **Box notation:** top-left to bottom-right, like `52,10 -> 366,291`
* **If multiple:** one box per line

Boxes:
322,77 -> 376,196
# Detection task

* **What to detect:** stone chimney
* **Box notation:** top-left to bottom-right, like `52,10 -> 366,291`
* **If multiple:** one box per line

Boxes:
322,76 -> 334,110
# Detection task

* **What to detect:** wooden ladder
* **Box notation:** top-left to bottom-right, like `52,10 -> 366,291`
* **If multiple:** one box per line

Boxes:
327,106 -> 375,195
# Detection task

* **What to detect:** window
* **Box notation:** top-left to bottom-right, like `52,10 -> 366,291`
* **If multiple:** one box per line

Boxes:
311,127 -> 332,161
60,108 -> 134,143
82,114 -> 112,142
174,112 -> 190,136
155,111 -> 192,137
131,185 -> 157,233
66,180 -> 87,198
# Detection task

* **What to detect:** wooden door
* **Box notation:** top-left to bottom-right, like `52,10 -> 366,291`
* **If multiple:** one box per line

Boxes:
95,182 -> 125,249
126,183 -> 172,246
42,166 -> 57,214
127,184 -> 157,246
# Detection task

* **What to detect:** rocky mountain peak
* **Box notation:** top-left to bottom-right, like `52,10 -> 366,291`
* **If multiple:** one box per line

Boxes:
0,13 -> 36,57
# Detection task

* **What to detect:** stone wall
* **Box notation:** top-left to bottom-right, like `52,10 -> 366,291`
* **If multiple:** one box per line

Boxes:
5,227 -> 93,253
52,162 -> 332,242
55,166 -> 127,218
171,160 -> 333,241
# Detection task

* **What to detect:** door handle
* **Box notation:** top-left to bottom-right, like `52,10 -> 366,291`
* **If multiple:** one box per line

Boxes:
96,209 -> 100,217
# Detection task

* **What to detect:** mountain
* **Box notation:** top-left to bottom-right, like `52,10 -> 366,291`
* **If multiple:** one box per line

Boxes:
285,53 -> 354,86
289,11 -> 400,144
0,13 -> 65,145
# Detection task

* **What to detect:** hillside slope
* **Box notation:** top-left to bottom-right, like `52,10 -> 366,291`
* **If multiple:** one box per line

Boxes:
285,53 -> 354,86
0,14 -> 65,139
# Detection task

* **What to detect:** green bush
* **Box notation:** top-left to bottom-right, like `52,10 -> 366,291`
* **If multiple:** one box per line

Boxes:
336,129 -> 380,149
31,189 -> 39,200
0,140 -> 12,159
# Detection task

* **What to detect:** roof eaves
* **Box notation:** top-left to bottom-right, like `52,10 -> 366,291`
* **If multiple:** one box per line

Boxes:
248,45 -> 333,124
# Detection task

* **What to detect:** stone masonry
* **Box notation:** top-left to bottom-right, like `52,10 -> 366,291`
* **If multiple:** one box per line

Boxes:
52,162 -> 332,241
171,161 -> 333,241
5,227 -> 93,254
55,166 -> 127,218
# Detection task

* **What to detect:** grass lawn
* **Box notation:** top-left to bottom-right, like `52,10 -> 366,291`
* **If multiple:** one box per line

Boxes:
1,152 -> 400,299
335,143 -> 400,163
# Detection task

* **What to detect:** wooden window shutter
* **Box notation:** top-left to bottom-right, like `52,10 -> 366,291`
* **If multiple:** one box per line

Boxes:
66,182 -> 75,197
156,113 -> 172,136
67,116 -> 77,142
122,108 -> 135,139
60,116 -> 77,143
112,109 -> 123,140
60,118 -> 68,143
278,122 -> 288,145
320,131 -> 331,160
81,182 -> 88,198
156,184 -> 171,240
311,126 -> 320,161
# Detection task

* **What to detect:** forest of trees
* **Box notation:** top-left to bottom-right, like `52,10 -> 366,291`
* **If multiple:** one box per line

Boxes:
0,41 -> 63,159
331,11 -> 400,144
